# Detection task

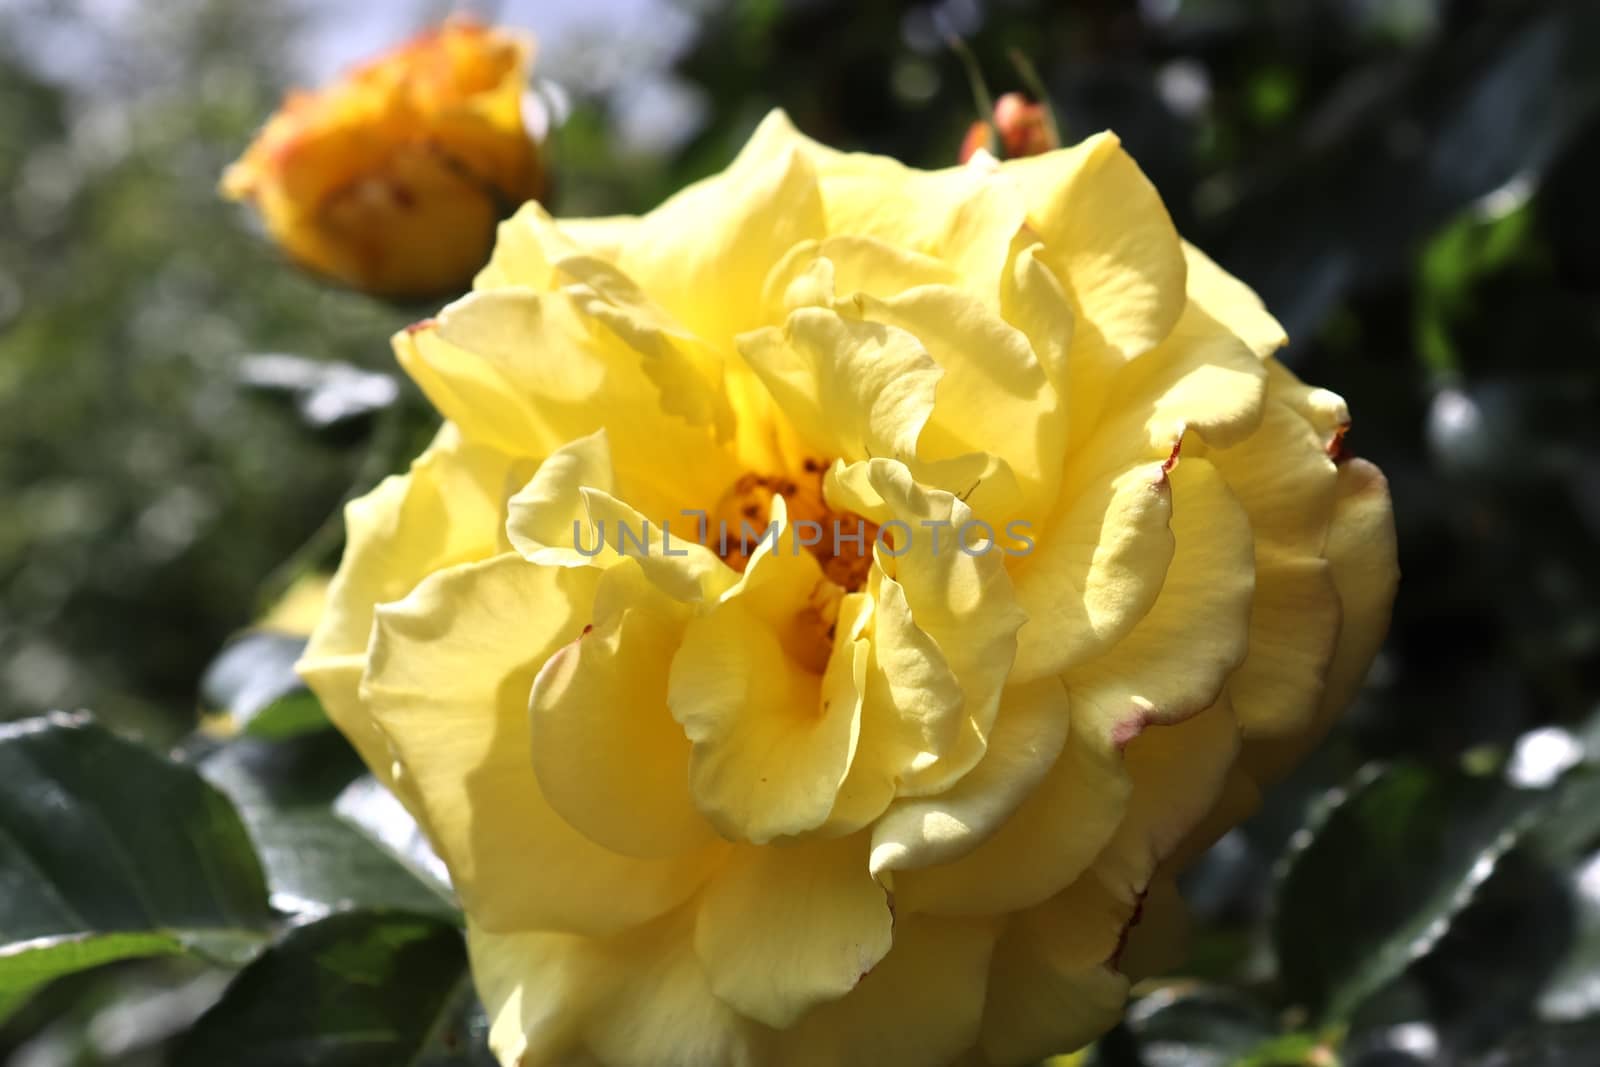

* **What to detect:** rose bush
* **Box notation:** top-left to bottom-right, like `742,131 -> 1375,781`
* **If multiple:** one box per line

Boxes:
221,18 -> 544,300
299,112 -> 1398,1066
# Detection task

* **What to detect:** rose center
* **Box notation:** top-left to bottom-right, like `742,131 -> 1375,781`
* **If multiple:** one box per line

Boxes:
703,458 -> 878,593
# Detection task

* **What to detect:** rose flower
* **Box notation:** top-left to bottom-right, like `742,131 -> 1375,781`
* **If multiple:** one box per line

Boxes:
222,18 -> 544,300
299,112 -> 1398,1066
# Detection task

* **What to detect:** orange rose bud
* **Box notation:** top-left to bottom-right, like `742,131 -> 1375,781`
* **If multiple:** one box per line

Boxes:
221,18 -> 545,301
992,91 -> 1057,158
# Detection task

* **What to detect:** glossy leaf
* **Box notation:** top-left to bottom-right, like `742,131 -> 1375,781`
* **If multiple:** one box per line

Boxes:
1272,762 -> 1547,1023
174,911 -> 490,1067
201,735 -> 454,919
0,713 -> 273,1019
1114,983 -> 1278,1067
200,631 -> 329,740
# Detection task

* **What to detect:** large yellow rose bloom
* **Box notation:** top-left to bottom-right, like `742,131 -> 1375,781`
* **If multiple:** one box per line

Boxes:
222,18 -> 544,300
300,113 -> 1398,1065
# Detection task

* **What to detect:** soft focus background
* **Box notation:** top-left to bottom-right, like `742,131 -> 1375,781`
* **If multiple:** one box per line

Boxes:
3,0 -> 1600,1064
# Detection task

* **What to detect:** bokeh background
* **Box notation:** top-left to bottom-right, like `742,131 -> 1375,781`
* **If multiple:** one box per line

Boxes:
3,0 -> 1600,1064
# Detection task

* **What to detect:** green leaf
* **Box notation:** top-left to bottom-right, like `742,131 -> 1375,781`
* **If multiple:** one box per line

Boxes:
1535,850 -> 1600,1023
201,734 -> 455,919
200,630 -> 329,739
0,713 -> 273,1019
1470,1019 -> 1600,1067
1114,983 -> 1279,1067
1272,762 -> 1547,1024
334,774 -> 453,899
174,911 -> 491,1067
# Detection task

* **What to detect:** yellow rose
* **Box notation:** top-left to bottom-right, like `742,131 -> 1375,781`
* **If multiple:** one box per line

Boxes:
300,112 -> 1398,1065
221,18 -> 544,300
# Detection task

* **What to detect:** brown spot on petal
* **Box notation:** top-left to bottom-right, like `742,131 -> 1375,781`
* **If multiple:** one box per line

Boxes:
1110,885 -> 1150,970
1161,436 -> 1183,476
404,317 -> 438,335
1327,422 -> 1352,462
1111,712 -> 1149,750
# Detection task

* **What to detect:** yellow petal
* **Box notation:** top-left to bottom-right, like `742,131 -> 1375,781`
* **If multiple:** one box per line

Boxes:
891,729 -> 1128,917
668,583 -> 860,843
1228,553 -> 1341,739
776,915 -> 999,1067
400,291 -> 738,507
299,424 -> 518,798
1180,241 -> 1287,359
816,158 -> 1025,299
363,554 -> 723,936
582,487 -> 737,603
863,285 -> 1065,525
695,836 -> 892,1028
738,309 -> 940,465
1010,459 -> 1176,684
830,459 -> 1028,795
529,566 -> 718,859
1244,458 -> 1398,782
397,290 -> 599,457
979,876 -> 1134,1064
1000,242 -> 1076,400
1064,457 -> 1255,748
473,906 -> 768,1067
1090,692 -> 1240,900
1005,133 -> 1187,361
869,676 -> 1071,876
1208,394 -> 1339,558
1114,874 -> 1190,982
505,429 -> 617,565
623,123 -> 825,347
763,235 -> 959,315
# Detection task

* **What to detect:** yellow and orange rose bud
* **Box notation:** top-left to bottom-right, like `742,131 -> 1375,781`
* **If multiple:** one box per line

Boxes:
221,18 -> 545,300
960,91 -> 1059,163
300,113 -> 1398,1065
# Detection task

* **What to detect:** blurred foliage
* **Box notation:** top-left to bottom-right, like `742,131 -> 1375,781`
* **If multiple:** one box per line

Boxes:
3,0 -> 1600,1063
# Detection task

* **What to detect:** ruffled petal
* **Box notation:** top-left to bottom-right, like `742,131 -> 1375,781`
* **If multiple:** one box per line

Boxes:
864,285 -> 1065,526
1180,241 -> 1287,359
777,915 -> 999,1067
1010,458 -> 1176,684
696,836 -> 892,1028
622,113 -> 826,346
1004,133 -> 1187,362
889,729 -> 1127,917
1064,457 -> 1256,748
299,424 -> 518,799
1243,458 -> 1397,782
979,876 -> 1136,1065
668,603 -> 860,842
1228,553 -> 1341,739
738,309 -> 940,465
828,459 -> 1027,795
364,554 -> 723,936
1090,692 -> 1240,899
473,907 -> 767,1067
529,565 -> 719,859
869,676 -> 1071,876
505,429 -> 617,565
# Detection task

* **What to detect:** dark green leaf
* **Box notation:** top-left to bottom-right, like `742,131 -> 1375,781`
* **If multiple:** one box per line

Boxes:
1272,762 -> 1546,1023
200,630 -> 329,740
334,774 -> 453,899
1117,983 -> 1278,1067
175,911 -> 488,1067
202,735 -> 454,919
0,713 -> 273,1019
1469,1019 -> 1600,1067
1535,851 -> 1600,1023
